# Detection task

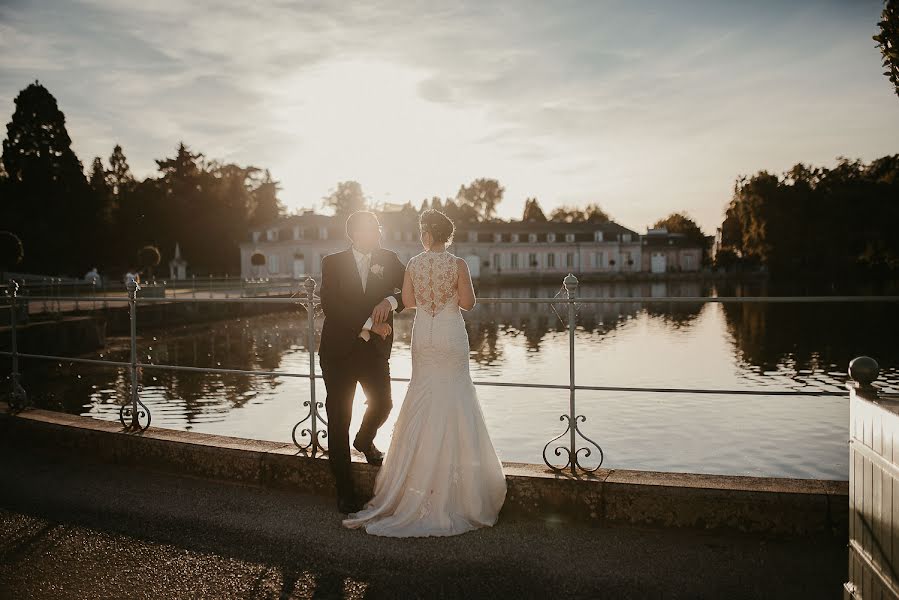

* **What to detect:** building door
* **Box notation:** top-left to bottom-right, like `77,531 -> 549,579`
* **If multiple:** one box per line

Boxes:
465,255 -> 480,279
651,252 -> 666,273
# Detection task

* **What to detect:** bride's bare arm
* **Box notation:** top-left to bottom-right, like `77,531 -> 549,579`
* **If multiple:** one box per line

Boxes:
456,258 -> 476,311
401,268 -> 416,309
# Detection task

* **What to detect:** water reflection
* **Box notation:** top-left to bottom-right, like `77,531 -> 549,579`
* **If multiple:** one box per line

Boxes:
4,280 -> 897,480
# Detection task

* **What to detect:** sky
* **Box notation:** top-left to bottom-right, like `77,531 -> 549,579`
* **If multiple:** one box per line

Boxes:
1,0 -> 897,235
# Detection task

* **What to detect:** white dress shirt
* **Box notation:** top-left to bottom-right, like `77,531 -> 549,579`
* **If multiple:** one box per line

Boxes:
352,246 -> 398,341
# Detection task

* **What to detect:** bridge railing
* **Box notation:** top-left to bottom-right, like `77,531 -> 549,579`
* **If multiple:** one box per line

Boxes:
2,275 -> 898,476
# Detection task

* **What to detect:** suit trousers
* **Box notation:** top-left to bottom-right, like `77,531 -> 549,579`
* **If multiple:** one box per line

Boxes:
320,337 -> 393,498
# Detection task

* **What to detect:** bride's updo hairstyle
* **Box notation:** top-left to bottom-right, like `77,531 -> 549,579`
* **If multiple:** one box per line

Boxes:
419,209 -> 455,247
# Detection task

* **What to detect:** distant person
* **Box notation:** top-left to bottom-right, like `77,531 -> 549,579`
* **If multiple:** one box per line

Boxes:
84,267 -> 101,286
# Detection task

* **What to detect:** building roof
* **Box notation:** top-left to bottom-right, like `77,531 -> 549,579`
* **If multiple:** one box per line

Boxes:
457,219 -> 639,237
247,211 -> 710,248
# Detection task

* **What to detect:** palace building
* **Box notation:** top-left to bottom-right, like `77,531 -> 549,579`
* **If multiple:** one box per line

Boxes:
239,209 -> 703,280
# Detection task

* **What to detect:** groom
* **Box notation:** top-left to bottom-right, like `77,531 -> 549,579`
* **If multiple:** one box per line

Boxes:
318,210 -> 406,513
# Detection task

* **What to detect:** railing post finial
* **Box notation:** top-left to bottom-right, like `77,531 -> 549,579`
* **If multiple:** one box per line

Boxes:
564,272 -> 578,299
849,356 -> 879,390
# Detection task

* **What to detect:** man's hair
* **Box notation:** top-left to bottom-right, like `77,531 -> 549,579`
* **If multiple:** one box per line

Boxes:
345,210 -> 378,239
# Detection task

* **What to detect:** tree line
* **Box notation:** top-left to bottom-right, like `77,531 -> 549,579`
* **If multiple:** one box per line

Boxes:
717,156 -> 899,279
14,78 -> 896,282
0,81 -> 285,279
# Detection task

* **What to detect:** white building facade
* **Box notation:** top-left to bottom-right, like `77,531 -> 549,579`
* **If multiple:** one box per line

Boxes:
239,211 -> 702,280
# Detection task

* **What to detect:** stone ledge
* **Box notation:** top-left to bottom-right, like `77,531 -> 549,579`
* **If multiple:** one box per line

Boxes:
0,403 -> 848,536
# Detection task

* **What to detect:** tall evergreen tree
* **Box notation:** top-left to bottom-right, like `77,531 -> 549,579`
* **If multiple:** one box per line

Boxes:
522,197 -> 547,222
1,81 -> 90,274
107,143 -> 134,198
250,169 -> 285,226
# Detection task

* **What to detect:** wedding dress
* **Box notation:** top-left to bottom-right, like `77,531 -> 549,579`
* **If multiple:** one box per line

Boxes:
341,249 -> 507,537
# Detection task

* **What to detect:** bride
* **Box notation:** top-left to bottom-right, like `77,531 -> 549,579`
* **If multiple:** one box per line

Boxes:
341,209 -> 507,537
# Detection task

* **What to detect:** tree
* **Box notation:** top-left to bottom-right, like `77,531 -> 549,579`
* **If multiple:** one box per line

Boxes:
107,144 -> 135,198
456,178 -> 504,221
250,169 -> 285,226
1,81 -> 91,274
583,203 -> 611,223
653,212 -> 710,263
322,180 -> 367,217
522,197 -> 547,222
442,197 -> 478,223
2,81 -> 86,188
549,203 -> 609,223
88,155 -> 117,239
874,0 -> 899,99
719,155 -> 899,278
89,157 -> 109,196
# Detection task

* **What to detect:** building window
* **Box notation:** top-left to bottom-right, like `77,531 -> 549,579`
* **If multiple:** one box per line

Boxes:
293,226 -> 302,240
493,253 -> 501,269
319,226 -> 328,240
510,253 -> 519,269
528,233 -> 537,243
594,252 -> 604,268
547,233 -> 556,243
528,253 -> 538,268
565,233 -> 575,243
594,231 -> 603,242
266,228 -> 277,241
252,231 -> 261,242
493,233 -> 502,243
269,254 -> 279,273
511,233 -> 520,243
622,233 -> 632,243
566,253 -> 574,268
547,253 -> 556,268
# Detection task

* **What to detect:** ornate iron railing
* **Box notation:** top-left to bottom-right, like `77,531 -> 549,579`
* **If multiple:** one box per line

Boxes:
3,276 -> 898,476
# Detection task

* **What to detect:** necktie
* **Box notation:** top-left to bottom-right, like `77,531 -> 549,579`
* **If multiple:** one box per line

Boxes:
359,252 -> 370,292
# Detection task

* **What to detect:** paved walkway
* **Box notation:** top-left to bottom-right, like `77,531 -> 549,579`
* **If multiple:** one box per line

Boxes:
0,446 -> 846,599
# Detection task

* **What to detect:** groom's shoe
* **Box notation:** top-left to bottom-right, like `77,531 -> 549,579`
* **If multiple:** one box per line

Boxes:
353,439 -> 384,466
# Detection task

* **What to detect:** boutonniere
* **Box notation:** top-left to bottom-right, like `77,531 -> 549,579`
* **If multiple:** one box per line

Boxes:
370,263 -> 384,278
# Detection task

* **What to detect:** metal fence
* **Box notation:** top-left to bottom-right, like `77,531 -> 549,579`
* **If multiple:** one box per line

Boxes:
3,275 -> 898,476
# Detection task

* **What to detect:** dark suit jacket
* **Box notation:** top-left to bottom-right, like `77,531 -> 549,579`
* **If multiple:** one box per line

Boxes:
318,246 -> 406,360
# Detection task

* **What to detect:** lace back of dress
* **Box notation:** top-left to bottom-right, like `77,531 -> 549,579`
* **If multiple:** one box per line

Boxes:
411,251 -> 459,316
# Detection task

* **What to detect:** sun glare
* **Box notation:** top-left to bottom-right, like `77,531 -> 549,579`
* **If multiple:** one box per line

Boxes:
266,59 -> 495,207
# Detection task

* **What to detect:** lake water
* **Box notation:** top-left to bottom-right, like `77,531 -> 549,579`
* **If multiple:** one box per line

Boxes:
9,279 -> 899,481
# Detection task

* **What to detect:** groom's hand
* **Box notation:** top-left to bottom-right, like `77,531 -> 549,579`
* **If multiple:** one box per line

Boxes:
372,298 -> 393,323
371,322 -> 392,339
